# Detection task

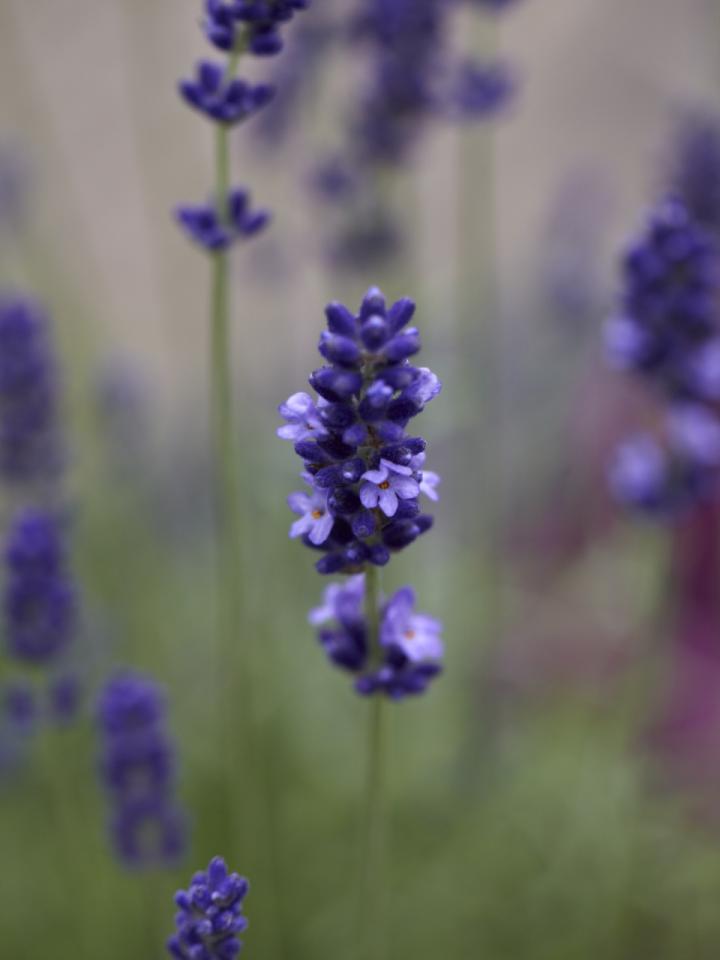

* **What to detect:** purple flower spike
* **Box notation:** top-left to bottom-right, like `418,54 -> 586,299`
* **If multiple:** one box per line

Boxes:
360,459 -> 419,517
179,61 -> 275,126
167,855 -> 249,959
176,189 -> 270,251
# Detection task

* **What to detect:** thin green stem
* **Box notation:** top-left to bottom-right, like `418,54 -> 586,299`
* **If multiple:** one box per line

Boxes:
357,565 -> 387,960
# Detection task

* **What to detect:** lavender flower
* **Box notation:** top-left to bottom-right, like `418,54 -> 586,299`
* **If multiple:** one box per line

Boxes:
0,296 -> 62,487
310,575 -> 443,699
167,855 -> 249,959
278,287 -> 441,575
97,673 -> 187,868
4,510 -> 75,664
179,62 -> 275,125
445,60 -> 515,121
176,190 -> 270,251
607,197 -> 720,513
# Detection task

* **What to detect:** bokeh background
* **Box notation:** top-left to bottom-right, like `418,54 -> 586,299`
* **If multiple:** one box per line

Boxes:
2,0 -> 720,957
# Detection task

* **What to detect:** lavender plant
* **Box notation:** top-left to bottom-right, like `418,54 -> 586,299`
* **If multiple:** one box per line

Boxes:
167,855 -> 249,959
605,198 -> 720,512
97,672 -> 187,867
174,0 -> 309,853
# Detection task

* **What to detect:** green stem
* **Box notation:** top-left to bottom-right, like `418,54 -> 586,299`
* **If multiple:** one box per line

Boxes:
358,565 -> 386,960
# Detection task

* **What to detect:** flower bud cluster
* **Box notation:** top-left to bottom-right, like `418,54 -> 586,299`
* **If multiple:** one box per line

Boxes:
279,287 -> 441,575
606,198 -> 720,512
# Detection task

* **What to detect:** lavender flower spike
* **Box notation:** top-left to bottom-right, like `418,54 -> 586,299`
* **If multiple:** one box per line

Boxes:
167,855 -> 249,959
97,673 -> 187,867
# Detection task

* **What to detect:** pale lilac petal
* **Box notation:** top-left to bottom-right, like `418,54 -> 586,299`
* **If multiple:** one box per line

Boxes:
290,515 -> 313,539
360,482 -> 380,508
287,491 -> 311,514
382,458 -> 413,477
378,487 -> 398,516
392,476 -> 420,499
309,511 -> 334,545
277,423 -> 303,440
280,392 -> 314,418
362,467 -> 389,484
419,471 -> 440,501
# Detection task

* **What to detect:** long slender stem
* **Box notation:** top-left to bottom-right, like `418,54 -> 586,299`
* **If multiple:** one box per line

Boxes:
358,565 -> 387,960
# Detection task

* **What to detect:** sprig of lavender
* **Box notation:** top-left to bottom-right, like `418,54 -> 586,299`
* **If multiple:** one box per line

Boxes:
97,672 -> 187,868
167,855 -> 249,959
278,286 -> 443,957
174,0 -> 309,858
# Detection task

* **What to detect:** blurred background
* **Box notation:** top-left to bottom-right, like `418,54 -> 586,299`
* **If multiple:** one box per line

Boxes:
2,0 -> 720,957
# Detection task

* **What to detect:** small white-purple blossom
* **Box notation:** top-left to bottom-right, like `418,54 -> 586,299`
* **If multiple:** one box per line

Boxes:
380,586 -> 444,663
410,452 -> 441,501
288,487 -> 333,545
360,459 -> 420,517
308,575 -> 364,626
277,391 -> 328,442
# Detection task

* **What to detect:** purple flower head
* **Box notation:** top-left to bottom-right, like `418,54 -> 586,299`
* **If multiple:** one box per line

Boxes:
444,59 -> 515,121
360,459 -> 419,517
4,510 -> 75,664
277,392 -> 327,442
179,61 -> 275,125
176,189 -> 270,251
609,436 -> 671,514
97,672 -> 187,868
0,296 -> 62,486
167,855 -> 249,959
279,287 -> 440,575
310,575 -> 443,699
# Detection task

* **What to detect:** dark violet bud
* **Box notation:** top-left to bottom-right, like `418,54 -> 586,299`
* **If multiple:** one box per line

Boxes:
4,510 -> 75,664
387,297 -> 416,334
318,332 -> 361,367
328,486 -> 361,517
416,514 -> 434,534
313,465 -> 344,489
98,673 -> 187,868
360,314 -> 389,350
167,856 -> 248,959
309,367 -> 363,402
445,60 -> 515,121
379,444 -> 413,466
379,365 -> 418,390
317,435 -> 357,461
395,497 -> 420,519
318,402 -> 356,430
316,552 -> 345,575
175,189 -> 270,251
325,301 -> 357,337
384,328 -> 421,363
341,457 -> 365,483
386,396 -> 420,422
343,422 -> 368,446
351,509 -> 376,539
381,518 -> 420,550
293,439 -> 332,465
359,286 -> 386,319
343,540 -> 370,566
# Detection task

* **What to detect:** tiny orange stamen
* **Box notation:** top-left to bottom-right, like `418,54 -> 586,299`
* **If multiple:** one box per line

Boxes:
404,629 -> 416,640
379,481 -> 390,490
311,509 -> 324,520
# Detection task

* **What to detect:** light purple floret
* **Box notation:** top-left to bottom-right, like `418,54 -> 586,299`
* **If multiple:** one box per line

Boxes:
381,586 -> 444,663
360,459 -> 419,517
277,391 -> 327,442
309,574 -> 364,625
410,452 -> 441,501
288,486 -> 333,545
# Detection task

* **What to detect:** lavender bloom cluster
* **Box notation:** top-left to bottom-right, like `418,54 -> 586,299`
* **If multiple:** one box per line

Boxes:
278,287 -> 444,697
175,1 -> 309,250
279,287 -> 441,574
0,297 -> 62,487
317,0 -> 517,268
311,576 -> 443,698
606,198 -> 720,512
98,673 -> 187,867
167,856 -> 249,959
4,510 -> 75,664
